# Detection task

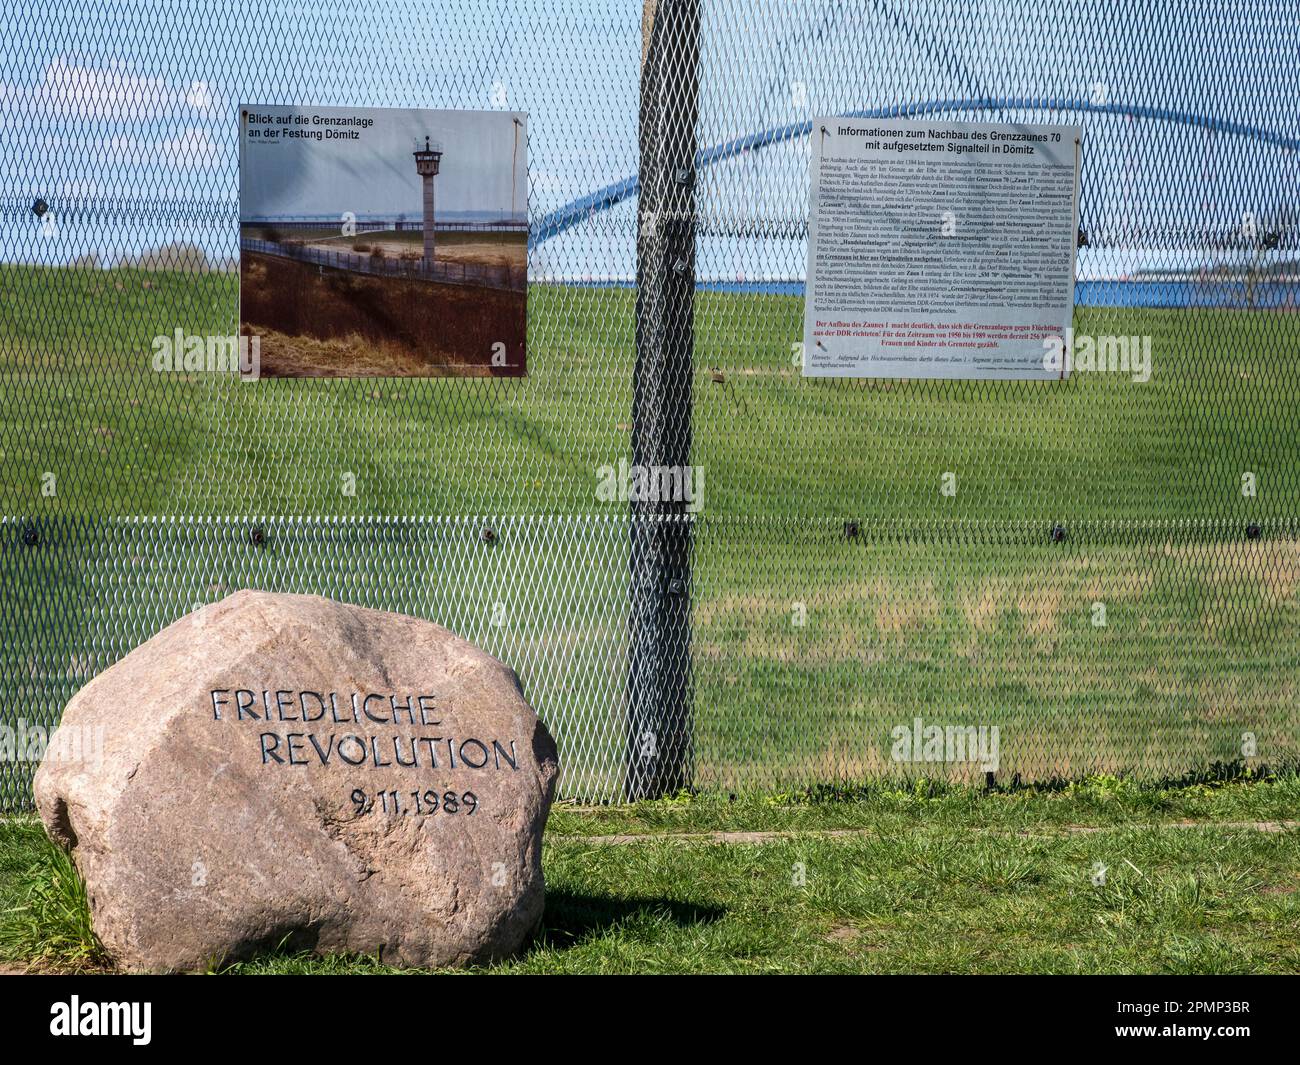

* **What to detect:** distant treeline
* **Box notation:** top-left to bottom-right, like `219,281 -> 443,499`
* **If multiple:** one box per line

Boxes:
64,242 -> 236,273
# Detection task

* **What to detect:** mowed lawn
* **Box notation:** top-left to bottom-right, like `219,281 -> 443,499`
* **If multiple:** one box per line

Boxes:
1,264 -> 1298,799
2,777 -> 1299,974
3,264 -> 1297,522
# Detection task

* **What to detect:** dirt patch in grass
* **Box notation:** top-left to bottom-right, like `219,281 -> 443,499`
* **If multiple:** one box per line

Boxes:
331,237 -> 525,269
246,328 -> 493,379
240,251 -> 524,377
293,230 -> 527,269
562,819 -> 1300,846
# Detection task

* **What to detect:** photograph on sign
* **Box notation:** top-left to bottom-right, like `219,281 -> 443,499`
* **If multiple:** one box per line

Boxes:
803,118 -> 1081,380
239,105 -> 527,378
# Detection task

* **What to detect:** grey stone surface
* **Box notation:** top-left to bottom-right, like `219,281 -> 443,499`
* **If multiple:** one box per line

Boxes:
34,590 -> 559,971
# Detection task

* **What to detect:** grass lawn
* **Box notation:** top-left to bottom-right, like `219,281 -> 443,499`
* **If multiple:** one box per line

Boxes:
3,775 -> 1298,974
3,265 -> 1298,521
1,264 -> 1298,801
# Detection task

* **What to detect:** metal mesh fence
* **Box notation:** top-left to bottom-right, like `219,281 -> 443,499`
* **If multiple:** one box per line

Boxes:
2,0 -> 1298,807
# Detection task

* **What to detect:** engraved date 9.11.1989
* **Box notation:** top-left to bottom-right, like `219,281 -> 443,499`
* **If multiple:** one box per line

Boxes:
351,787 -> 479,817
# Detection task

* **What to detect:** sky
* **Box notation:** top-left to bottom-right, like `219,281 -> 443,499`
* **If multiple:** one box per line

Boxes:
240,105 -> 527,222
0,0 -> 1296,278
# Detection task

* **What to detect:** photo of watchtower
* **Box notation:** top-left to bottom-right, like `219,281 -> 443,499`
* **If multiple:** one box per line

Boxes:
238,105 -> 527,378
413,135 -> 443,265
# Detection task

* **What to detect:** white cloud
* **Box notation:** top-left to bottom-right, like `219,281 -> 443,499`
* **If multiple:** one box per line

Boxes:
185,80 -> 215,116
40,57 -> 175,121
3,59 -> 223,138
52,180 -> 103,198
160,127 -> 218,168
0,78 -> 33,131
97,126 -> 219,170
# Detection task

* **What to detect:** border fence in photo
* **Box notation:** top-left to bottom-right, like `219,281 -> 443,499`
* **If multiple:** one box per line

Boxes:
239,237 -> 527,292
2,1 -> 1298,807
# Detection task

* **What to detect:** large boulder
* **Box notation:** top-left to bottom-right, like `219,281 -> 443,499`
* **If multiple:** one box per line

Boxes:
33,590 -> 559,972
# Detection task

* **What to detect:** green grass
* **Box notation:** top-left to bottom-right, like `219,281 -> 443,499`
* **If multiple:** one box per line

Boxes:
1,264 -> 1298,801
0,819 -> 102,968
3,777 -> 1298,974
3,264 -> 1297,521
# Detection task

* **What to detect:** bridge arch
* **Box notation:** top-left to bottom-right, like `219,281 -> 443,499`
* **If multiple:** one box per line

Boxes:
531,97 -> 1300,247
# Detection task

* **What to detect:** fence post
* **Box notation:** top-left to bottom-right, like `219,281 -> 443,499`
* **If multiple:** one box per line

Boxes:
626,0 -> 699,800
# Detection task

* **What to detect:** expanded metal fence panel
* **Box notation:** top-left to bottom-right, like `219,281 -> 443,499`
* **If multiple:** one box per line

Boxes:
691,519 -> 1300,794
0,0 -> 642,806
2,0 -> 1298,807
0,515 -> 632,804
685,0 -> 1300,793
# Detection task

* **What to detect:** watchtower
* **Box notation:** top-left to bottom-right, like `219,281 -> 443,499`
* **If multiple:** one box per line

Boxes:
412,136 -> 443,264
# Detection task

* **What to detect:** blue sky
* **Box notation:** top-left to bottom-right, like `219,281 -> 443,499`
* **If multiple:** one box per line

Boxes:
1,0 -> 1296,278
240,106 -> 527,222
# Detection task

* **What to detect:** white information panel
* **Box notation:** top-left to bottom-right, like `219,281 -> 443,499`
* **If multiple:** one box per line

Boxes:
803,118 -> 1081,380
